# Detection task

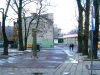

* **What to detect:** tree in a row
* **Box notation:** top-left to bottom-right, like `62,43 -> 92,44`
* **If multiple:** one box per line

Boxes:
2,0 -> 53,55
76,0 -> 99,59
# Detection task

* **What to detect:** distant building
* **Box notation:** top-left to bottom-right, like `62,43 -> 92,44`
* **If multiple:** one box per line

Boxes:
5,26 -> 14,38
21,13 -> 54,48
63,34 -> 78,45
54,26 -> 64,44
54,26 -> 62,38
0,21 -> 14,41
58,28 -> 61,36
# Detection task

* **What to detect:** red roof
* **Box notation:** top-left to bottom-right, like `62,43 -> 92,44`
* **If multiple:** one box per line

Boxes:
63,34 -> 78,38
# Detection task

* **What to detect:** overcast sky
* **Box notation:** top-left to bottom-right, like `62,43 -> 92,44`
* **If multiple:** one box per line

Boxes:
49,0 -> 78,33
0,0 -> 78,33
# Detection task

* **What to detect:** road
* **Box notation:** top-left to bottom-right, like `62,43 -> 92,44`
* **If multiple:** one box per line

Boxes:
0,44 -> 99,68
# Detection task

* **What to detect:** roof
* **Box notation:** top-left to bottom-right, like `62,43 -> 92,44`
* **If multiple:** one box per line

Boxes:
63,34 -> 78,38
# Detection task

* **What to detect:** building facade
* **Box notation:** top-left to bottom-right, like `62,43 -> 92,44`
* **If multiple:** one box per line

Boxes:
63,34 -> 78,46
22,13 -> 54,48
53,26 -> 63,44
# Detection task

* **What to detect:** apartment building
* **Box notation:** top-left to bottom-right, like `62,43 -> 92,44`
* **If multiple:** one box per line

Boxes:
22,13 -> 54,48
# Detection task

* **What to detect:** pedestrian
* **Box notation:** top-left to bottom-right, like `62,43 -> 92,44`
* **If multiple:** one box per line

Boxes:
37,44 -> 40,52
71,44 -> 74,51
69,44 -> 71,50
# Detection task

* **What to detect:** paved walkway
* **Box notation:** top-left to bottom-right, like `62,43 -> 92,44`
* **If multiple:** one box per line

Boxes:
57,50 -> 100,75
0,48 -> 100,75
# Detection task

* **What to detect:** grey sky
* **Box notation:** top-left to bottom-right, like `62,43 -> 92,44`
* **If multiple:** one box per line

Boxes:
0,0 -> 78,33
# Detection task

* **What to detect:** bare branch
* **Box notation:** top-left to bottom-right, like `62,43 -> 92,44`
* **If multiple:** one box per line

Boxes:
14,0 -> 19,9
36,0 -> 43,28
27,14 -> 37,37
22,1 -> 35,8
22,0 -> 53,39
6,0 -> 18,14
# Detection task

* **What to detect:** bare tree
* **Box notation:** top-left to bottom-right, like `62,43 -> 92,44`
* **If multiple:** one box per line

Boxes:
76,0 -> 84,53
1,0 -> 11,55
22,0 -> 53,57
82,0 -> 90,55
6,0 -> 53,52
92,0 -> 99,59
76,0 -> 99,58
6,0 -> 36,51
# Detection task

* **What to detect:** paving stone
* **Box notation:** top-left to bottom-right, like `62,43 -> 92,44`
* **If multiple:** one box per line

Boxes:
0,47 -> 100,75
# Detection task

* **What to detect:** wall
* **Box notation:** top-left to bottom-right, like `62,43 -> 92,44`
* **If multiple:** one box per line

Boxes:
64,37 -> 78,46
22,13 -> 54,48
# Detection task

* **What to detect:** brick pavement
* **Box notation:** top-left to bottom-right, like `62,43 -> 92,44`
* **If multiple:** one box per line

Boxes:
0,48 -> 100,75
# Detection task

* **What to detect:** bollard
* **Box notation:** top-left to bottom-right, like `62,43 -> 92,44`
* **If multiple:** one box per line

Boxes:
30,55 -> 33,58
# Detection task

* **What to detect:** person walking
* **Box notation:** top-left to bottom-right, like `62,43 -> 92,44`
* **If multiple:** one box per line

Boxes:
69,44 -> 71,50
37,44 -> 40,52
71,44 -> 74,51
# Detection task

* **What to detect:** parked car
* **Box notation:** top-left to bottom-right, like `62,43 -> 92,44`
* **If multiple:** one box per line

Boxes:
0,41 -> 4,48
27,44 -> 32,48
0,41 -> 11,48
27,43 -> 42,48
98,42 -> 100,49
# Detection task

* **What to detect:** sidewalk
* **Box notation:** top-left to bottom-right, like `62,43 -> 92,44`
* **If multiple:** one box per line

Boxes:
56,50 -> 100,75
0,48 -> 100,75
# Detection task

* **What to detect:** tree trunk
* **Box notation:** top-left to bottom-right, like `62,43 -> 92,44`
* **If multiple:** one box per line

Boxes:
2,15 -> 8,55
82,37 -> 88,55
2,0 -> 11,55
31,0 -> 42,57
18,0 -> 24,51
24,36 -> 27,50
3,41 -> 8,55
32,29 -> 37,57
93,0 -> 99,59
24,16 -> 27,50
77,0 -> 84,53
82,0 -> 90,55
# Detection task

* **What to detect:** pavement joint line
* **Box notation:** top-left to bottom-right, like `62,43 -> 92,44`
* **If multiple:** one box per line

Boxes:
73,55 -> 79,75
53,58 -> 69,75
0,47 -> 100,75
